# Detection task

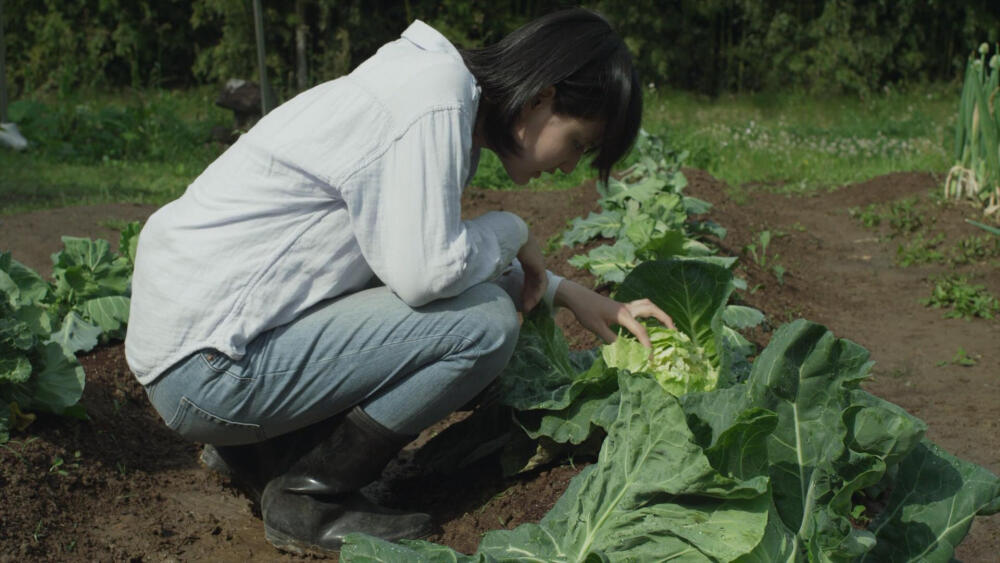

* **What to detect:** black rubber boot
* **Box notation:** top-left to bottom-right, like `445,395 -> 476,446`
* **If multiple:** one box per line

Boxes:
199,411 -> 355,503
200,442 -> 277,503
261,406 -> 433,555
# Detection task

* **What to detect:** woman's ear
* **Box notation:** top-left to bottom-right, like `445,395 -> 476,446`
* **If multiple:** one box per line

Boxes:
533,85 -> 556,107
525,85 -> 556,110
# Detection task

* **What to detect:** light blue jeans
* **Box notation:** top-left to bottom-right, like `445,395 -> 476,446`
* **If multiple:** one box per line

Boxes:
143,282 -> 519,445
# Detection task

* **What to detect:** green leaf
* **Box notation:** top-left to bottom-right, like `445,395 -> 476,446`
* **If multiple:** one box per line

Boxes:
48,311 -> 103,354
0,316 -> 36,351
966,218 -> 1000,236
482,375 -> 769,562
26,342 -> 85,415
51,236 -> 132,299
0,354 -> 33,384
118,221 -> 142,265
569,240 -> 637,285
53,236 -> 115,271
497,307 -> 605,412
516,382 -> 619,445
683,196 -> 713,215
0,254 -> 49,306
861,440 -> 1000,562
80,295 -> 130,334
562,211 -> 624,246
600,176 -> 668,208
723,305 -> 766,329
340,534 -> 489,561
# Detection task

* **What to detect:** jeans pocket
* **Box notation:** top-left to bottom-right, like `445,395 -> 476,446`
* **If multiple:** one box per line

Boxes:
166,396 -> 265,446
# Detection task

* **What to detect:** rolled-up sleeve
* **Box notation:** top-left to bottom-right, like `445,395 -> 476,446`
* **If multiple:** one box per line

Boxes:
341,107 -> 528,307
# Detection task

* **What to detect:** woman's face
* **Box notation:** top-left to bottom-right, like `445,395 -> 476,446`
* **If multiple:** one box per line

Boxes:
500,87 -> 603,185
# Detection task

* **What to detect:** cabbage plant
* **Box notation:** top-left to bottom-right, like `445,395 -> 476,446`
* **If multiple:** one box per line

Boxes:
602,325 -> 718,396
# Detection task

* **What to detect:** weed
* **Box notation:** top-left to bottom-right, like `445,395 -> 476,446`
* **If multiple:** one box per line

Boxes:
950,235 -> 1000,265
951,347 -> 978,367
896,233 -> 946,266
744,230 -> 788,283
49,456 -> 68,476
772,264 -> 787,285
744,230 -> 775,267
850,504 -> 870,525
849,204 -> 882,227
886,197 -> 927,236
32,519 -> 45,543
921,275 -> 1000,320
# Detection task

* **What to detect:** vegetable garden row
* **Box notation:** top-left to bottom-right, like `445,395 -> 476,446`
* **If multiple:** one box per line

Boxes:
2,131 -> 998,561
342,133 -> 1000,560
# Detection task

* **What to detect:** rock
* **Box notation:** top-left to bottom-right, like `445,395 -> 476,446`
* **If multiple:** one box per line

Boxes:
215,79 -> 261,130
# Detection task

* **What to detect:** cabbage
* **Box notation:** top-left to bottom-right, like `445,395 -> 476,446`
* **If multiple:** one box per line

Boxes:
601,325 -> 718,396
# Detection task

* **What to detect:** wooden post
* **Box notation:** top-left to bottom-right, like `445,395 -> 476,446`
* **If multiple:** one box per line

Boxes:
295,0 -> 308,91
253,0 -> 276,115
1,0 -> 9,123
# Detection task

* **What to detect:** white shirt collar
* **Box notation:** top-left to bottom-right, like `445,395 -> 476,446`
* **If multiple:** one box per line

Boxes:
401,20 -> 461,58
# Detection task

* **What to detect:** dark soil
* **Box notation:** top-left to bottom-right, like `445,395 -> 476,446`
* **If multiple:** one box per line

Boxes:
1,169 -> 997,561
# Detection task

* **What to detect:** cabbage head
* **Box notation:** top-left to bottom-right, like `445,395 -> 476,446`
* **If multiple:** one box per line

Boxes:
601,326 -> 718,396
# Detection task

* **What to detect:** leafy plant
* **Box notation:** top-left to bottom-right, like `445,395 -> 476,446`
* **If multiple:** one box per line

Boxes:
0,225 -> 138,442
849,204 -> 882,227
945,43 -> 1000,216
885,197 -> 927,236
921,275 -> 1000,320
895,232 -> 946,266
950,233 -> 1000,265
561,131 -> 726,285
602,325 -> 718,396
342,321 -> 1000,562
951,347 -> 978,367
0,254 -> 86,443
744,230 -> 787,283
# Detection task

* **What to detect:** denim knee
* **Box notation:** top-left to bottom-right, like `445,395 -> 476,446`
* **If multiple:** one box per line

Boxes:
467,282 -> 520,360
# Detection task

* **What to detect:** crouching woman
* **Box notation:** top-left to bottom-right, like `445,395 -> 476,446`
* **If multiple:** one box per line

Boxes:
125,8 -> 672,556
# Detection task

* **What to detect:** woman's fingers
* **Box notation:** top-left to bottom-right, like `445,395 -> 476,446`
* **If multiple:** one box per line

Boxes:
625,298 -> 676,330
616,308 -> 652,348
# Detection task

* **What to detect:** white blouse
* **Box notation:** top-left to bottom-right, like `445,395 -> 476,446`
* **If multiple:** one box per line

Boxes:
125,20 -> 561,385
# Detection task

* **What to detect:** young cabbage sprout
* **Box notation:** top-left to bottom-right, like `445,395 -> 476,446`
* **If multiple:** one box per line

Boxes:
601,325 -> 718,396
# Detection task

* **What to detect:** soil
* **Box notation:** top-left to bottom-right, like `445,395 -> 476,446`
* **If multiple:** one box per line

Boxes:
1,169 -> 998,562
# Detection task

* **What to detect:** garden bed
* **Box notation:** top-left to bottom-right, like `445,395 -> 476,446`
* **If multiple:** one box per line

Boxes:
1,169 -> 997,561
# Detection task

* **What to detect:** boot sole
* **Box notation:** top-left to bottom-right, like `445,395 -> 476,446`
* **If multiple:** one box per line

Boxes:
265,526 -> 343,557
264,522 -> 435,557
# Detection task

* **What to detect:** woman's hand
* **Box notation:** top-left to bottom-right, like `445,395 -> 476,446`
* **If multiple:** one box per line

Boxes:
554,279 -> 675,348
517,233 -> 548,312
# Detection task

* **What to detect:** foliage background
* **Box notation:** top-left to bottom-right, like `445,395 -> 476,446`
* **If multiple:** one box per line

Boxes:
3,0 -> 999,100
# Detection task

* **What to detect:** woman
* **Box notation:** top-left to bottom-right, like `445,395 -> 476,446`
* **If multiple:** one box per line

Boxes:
125,7 -> 673,556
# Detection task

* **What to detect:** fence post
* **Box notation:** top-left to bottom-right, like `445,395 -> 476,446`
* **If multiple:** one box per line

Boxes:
252,0 -> 277,115
1,0 -> 8,123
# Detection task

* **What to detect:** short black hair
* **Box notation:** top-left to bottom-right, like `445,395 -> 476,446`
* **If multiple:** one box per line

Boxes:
461,8 -> 642,183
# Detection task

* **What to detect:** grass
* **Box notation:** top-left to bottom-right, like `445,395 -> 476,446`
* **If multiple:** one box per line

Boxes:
0,82 -> 959,213
1,86 -> 229,215
640,83 -> 956,195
